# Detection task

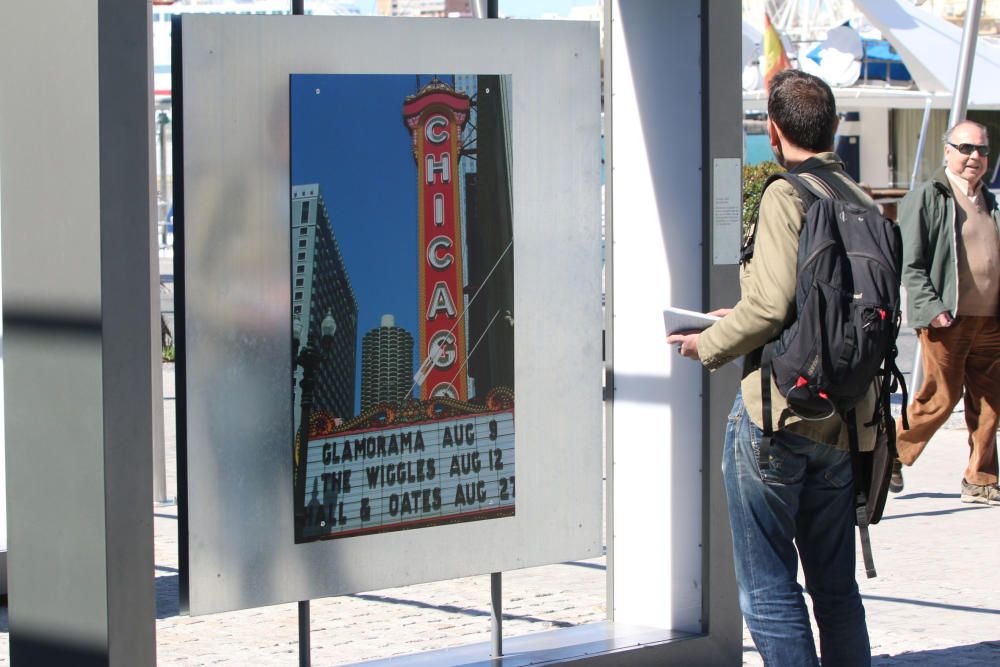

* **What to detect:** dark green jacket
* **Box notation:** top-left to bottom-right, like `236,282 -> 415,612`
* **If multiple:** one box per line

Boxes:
899,167 -> 1000,327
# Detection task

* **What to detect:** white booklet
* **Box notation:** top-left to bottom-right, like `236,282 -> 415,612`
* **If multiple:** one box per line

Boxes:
662,306 -> 720,335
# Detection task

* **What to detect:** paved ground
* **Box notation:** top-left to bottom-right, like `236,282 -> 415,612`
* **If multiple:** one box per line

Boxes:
0,260 -> 996,664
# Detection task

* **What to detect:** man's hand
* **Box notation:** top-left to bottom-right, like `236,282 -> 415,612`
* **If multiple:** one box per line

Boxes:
667,331 -> 701,360
930,310 -> 954,328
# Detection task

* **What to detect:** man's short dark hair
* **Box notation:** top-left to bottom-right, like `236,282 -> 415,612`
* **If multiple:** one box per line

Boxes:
767,70 -> 838,152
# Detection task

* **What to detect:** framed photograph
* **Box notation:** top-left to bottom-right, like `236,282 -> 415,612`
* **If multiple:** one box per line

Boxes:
289,74 -> 516,542
176,15 -> 600,613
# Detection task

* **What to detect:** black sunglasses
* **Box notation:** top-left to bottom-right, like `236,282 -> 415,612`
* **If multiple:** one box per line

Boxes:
948,142 -> 990,156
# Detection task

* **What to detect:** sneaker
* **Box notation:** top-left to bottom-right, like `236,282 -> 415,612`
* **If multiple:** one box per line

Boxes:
960,479 -> 1000,506
889,459 -> 904,493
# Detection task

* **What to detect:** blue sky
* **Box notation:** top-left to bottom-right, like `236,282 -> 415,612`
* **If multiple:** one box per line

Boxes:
291,74 -> 462,410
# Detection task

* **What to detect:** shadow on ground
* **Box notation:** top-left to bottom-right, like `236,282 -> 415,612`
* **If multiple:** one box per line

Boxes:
744,640 -> 1000,666
873,640 -> 1000,665
157,574 -> 180,619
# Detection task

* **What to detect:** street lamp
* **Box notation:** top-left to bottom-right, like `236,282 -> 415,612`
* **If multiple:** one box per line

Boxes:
293,310 -> 336,541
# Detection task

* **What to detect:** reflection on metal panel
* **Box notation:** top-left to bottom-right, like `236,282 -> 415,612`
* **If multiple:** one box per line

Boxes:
179,15 -> 602,614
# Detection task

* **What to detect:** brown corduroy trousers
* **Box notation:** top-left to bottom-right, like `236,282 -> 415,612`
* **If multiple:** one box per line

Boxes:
896,316 -> 1000,486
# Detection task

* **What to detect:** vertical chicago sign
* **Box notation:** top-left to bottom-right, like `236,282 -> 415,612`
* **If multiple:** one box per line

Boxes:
404,78 -> 470,401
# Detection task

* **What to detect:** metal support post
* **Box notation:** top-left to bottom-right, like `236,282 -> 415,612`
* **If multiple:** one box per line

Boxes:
1,2 -> 156,662
478,0 -> 501,655
158,112 -> 170,248
490,572 -> 503,657
909,96 -> 932,189
948,0 -> 983,127
298,600 -> 311,667
289,7 -> 309,665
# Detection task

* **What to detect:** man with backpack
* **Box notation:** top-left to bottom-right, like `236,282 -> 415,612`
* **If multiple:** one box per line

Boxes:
891,120 -> 1000,505
669,70 -> 890,666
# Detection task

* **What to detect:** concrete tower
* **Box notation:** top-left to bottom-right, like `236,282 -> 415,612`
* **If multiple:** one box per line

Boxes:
360,314 -> 415,412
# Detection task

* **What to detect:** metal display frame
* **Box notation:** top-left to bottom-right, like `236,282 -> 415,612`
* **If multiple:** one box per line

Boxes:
174,15 -> 604,616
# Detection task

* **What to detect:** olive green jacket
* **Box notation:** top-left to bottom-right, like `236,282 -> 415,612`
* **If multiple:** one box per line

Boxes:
698,153 -> 880,451
899,167 -> 1000,328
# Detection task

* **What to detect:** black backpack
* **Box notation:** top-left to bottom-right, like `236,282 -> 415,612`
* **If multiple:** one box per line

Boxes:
744,171 -> 908,577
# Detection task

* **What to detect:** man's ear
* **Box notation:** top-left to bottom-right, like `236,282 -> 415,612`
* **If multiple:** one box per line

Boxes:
767,118 -> 780,147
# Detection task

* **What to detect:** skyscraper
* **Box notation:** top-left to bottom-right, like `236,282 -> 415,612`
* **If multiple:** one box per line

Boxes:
360,314 -> 415,412
463,74 -> 515,398
292,183 -> 359,421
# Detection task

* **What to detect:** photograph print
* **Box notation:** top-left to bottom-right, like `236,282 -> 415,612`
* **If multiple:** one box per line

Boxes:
289,73 -> 516,544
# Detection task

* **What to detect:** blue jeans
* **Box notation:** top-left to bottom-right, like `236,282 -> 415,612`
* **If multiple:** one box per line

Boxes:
722,391 -> 870,666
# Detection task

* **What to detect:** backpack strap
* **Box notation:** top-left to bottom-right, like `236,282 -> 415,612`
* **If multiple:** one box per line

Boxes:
759,350 -> 774,471
741,172 -> 823,265
846,408 -> 878,578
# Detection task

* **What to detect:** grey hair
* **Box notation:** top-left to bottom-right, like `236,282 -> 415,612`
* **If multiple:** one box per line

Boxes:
943,120 -> 989,144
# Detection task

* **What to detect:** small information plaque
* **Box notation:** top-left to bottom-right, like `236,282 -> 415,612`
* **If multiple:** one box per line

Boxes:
712,157 -> 742,265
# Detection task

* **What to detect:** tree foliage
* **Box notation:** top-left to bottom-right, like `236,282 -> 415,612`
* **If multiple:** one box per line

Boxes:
742,160 -> 785,237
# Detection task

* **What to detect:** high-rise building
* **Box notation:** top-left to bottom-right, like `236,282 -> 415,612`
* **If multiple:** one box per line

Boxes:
463,74 -> 514,399
292,183 -> 359,422
360,314 -> 415,412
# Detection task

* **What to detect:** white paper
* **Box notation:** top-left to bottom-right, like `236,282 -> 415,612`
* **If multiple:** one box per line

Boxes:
662,306 -> 720,335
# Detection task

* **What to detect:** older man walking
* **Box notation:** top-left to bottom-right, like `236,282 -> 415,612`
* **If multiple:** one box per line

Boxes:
892,120 -> 1000,505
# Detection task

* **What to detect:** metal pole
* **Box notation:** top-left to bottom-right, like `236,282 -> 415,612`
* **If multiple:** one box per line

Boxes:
292,5 -> 309,665
298,600 -> 311,667
948,0 -> 982,127
910,338 -> 924,398
490,572 -> 502,657
909,96 -> 932,189
158,112 -> 170,248
152,112 -> 169,505
476,2 -> 501,655
294,347 -> 315,667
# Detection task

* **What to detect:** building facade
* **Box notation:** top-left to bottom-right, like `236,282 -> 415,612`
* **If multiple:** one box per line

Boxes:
292,183 -> 359,422
360,314 -> 415,412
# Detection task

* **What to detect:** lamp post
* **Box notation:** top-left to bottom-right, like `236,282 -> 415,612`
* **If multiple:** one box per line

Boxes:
292,310 -> 336,541
156,110 -> 171,248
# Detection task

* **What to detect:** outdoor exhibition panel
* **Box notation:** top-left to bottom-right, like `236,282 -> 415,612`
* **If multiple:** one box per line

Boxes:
175,14 -> 602,615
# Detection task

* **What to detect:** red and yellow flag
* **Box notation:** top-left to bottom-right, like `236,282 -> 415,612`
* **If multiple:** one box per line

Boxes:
763,12 -> 791,91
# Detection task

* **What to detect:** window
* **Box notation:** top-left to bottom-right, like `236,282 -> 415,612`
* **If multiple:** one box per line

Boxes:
297,265 -> 305,274
300,227 -> 308,235
298,239 -> 307,248
297,252 -> 306,261
296,278 -> 304,287
294,291 -> 303,300
301,200 -> 311,224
